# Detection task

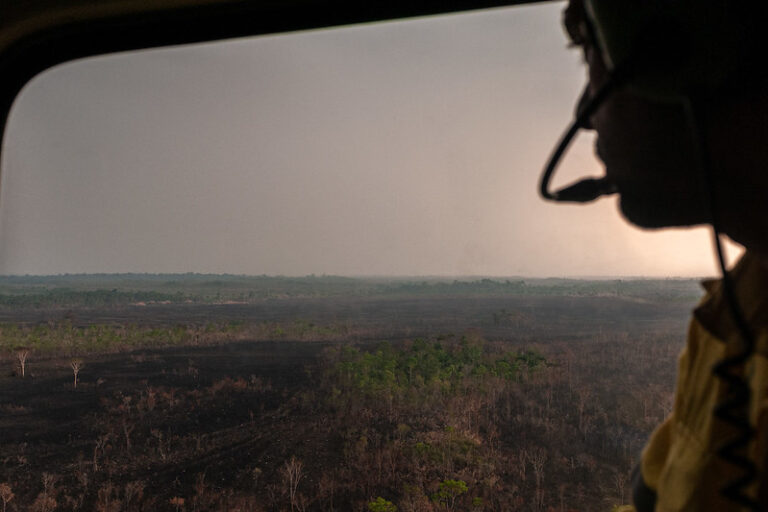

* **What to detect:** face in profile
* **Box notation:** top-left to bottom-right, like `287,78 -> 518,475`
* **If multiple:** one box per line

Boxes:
564,0 -> 711,230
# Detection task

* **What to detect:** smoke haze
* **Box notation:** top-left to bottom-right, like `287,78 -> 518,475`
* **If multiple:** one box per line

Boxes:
0,3 -> 736,277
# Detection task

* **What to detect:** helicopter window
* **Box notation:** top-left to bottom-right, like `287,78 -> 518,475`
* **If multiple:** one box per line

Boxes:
0,3 -> 735,510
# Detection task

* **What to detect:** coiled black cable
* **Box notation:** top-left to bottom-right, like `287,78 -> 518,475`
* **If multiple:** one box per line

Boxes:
684,97 -> 759,511
711,232 -> 759,510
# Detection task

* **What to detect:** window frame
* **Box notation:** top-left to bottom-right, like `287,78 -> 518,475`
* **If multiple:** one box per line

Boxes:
0,0 -> 550,162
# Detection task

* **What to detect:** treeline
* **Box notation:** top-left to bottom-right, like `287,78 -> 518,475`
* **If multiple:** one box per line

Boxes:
385,277 -> 700,299
0,321 -> 192,355
0,274 -> 704,308
0,289 -> 184,308
327,338 -> 547,399
0,319 -> 361,356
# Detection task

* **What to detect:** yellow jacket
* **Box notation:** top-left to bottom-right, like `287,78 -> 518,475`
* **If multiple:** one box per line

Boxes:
633,252 -> 768,511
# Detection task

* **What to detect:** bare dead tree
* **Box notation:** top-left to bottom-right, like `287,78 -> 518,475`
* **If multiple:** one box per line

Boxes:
516,448 -> 528,482
0,483 -> 14,512
70,359 -> 84,388
122,419 -> 135,453
642,395 -> 652,424
192,472 -> 208,509
169,496 -> 185,511
150,429 -> 171,461
96,482 -> 120,512
281,456 -> 303,512
576,388 -> 592,435
558,483 -> 567,512
251,467 -> 262,488
317,473 -> 337,512
530,447 -> 547,510
15,347 -> 29,378
124,481 -> 144,512
614,471 -> 628,504
63,493 -> 85,512
41,473 -> 57,499
31,473 -> 59,512
660,391 -> 674,419
93,434 -> 110,473
530,447 -> 547,487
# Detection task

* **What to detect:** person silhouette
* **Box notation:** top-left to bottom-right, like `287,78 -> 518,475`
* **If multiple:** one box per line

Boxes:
549,2 -> 768,510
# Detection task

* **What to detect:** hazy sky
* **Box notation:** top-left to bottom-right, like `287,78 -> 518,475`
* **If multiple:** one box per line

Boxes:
0,2 -> 740,277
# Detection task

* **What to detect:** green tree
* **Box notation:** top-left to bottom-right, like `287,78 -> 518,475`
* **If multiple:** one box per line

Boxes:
432,479 -> 468,511
368,496 -> 397,512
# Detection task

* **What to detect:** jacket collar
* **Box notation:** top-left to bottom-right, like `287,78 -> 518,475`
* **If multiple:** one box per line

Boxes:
694,251 -> 768,346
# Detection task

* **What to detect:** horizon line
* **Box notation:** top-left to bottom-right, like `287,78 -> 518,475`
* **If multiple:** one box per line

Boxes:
0,272 -> 709,281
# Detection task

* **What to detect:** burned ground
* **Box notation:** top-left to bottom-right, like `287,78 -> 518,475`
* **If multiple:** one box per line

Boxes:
0,293 -> 696,511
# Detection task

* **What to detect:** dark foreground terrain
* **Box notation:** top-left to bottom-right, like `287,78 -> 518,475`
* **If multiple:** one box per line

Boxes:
0,290 -> 698,511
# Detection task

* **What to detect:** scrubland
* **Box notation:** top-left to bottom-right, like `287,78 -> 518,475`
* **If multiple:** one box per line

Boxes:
0,276 -> 698,511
